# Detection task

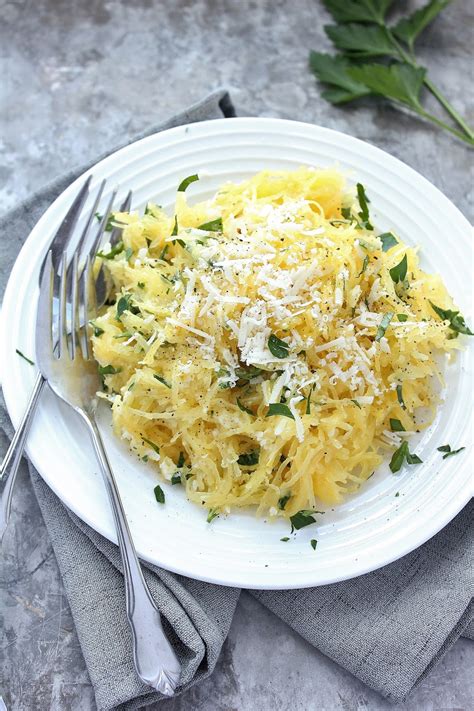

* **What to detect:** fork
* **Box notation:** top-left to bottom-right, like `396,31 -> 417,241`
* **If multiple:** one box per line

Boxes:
0,179 -> 130,540
36,247 -> 181,693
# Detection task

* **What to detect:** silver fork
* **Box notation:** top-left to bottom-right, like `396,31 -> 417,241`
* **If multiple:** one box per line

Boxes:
36,250 -> 181,693
0,179 -> 130,539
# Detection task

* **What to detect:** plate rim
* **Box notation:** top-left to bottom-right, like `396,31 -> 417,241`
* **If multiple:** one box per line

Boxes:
1,116 -> 472,589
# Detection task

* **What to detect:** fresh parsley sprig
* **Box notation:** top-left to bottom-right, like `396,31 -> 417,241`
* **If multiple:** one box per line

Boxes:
309,0 -> 474,146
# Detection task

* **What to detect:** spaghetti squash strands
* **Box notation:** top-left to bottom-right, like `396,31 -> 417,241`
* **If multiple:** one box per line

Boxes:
91,168 -> 470,519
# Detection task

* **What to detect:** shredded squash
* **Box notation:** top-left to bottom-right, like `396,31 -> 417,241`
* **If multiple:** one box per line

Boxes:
91,167 -> 468,519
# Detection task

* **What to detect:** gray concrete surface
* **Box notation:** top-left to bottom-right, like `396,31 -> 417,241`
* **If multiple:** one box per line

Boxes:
0,1 -> 473,709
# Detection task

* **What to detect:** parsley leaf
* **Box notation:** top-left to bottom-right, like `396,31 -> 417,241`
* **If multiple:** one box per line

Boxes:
322,0 -> 395,25
389,254 -> 408,283
379,232 -> 398,252
310,539 -> 318,551
268,333 -> 290,359
280,537 -> 290,542
177,174 -> 199,192
153,484 -> 165,504
116,294 -> 139,321
153,374 -> 172,389
309,52 -> 370,104
437,444 -> 465,460
375,312 -> 394,341
15,349 -> 34,366
266,403 -> 295,420
390,418 -> 405,432
389,441 -> 422,473
429,301 -> 473,336
290,509 -> 319,532
325,23 -> 398,59
393,0 -> 450,53
237,450 -> 260,467
348,64 -> 426,111
198,217 -> 223,232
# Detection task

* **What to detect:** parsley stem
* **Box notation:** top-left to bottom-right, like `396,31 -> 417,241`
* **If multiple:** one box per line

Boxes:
387,29 -> 474,143
415,108 -> 474,146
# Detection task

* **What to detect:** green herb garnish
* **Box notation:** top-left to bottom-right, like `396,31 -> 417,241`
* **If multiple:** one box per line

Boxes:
310,539 -> 318,551
177,451 -> 185,468
154,484 -> 165,504
429,301 -> 473,336
206,508 -> 219,523
171,215 -> 178,237
280,537 -> 290,542
142,437 -> 160,455
15,349 -> 34,366
278,493 -> 291,510
390,418 -> 405,432
309,1 -> 474,146
98,364 -> 122,375
266,403 -> 295,420
396,384 -> 406,410
171,473 -> 182,485
389,254 -> 408,284
379,232 -> 398,252
389,441 -> 422,473
356,183 -> 373,230
268,333 -> 290,359
235,365 -> 264,381
97,240 -> 124,260
236,398 -> 254,415
159,245 -> 169,261
124,247 -> 133,261
89,321 -> 104,337
116,294 -> 139,321
177,174 -> 199,192
290,509 -> 319,532
358,254 -> 369,276
375,312 -> 394,342
237,450 -> 260,467
397,314 -> 408,322
198,217 -> 223,232
351,399 -> 362,409
437,444 -> 465,460
154,374 -> 172,389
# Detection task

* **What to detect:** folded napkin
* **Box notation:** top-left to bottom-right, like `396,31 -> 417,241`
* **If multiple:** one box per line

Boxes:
1,90 -> 472,710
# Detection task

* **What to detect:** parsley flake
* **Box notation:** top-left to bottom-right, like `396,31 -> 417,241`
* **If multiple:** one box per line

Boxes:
198,217 -> 223,232
98,364 -> 122,376
177,174 -> 199,192
278,493 -> 291,510
375,312 -> 394,342
153,484 -> 165,504
390,418 -> 405,432
142,437 -> 160,455
15,349 -> 34,366
437,444 -> 465,460
206,508 -> 219,523
379,232 -> 398,252
268,333 -> 290,359
290,509 -> 320,532
389,254 -> 408,284
429,301 -> 473,336
154,374 -> 172,389
266,403 -> 295,420
237,450 -> 260,467
389,441 -> 422,473
310,539 -> 318,551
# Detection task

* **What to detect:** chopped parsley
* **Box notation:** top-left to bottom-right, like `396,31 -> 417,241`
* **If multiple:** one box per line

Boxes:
278,493 -> 291,510
153,484 -> 165,504
159,244 -> 169,261
171,215 -> 179,237
171,473 -> 182,485
237,450 -> 260,467
97,240 -> 124,260
429,301 -> 473,337
89,321 -> 104,337
310,539 -> 318,551
356,183 -> 373,230
177,451 -> 186,468
124,247 -> 133,261
437,444 -> 465,460
236,398 -> 254,415
389,441 -> 422,473
290,509 -> 319,532
280,537 -> 290,542
98,364 -> 122,375
375,312 -> 394,342
266,403 -> 294,420
142,437 -> 160,455
268,333 -> 290,359
116,294 -> 139,321
154,374 -> 172,389
351,399 -> 362,409
389,254 -> 408,283
177,174 -> 199,192
198,217 -> 223,232
137,282 -> 145,289
15,349 -> 34,366
396,384 -> 406,410
341,206 -> 352,219
206,508 -> 219,523
397,313 -> 408,322
235,365 -> 263,381
379,232 -> 398,252
358,254 -> 369,276
390,418 -> 405,432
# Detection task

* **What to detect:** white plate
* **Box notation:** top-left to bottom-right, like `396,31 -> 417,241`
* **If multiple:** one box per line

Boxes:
2,118 -> 473,589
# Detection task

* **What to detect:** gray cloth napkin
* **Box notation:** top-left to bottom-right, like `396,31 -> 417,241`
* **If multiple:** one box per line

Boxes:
1,89 -> 472,710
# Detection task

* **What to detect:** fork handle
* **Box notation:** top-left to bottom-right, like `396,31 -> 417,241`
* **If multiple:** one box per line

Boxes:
82,413 -> 181,695
0,372 -> 45,541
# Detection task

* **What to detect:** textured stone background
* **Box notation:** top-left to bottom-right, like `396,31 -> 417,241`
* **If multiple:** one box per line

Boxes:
0,1 -> 473,709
